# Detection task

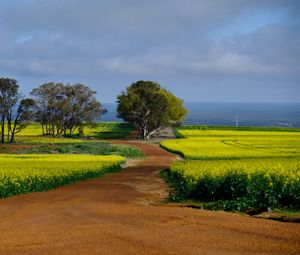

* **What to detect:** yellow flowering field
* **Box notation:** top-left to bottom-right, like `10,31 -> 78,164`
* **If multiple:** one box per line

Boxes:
161,130 -> 300,159
13,122 -> 133,139
0,154 -> 124,198
161,127 -> 300,211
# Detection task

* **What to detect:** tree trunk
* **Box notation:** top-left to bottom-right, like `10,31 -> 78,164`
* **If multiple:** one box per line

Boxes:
9,110 -> 21,143
142,126 -> 147,140
7,111 -> 12,143
137,125 -> 142,139
7,120 -> 10,143
51,124 -> 55,136
10,125 -> 16,143
1,116 -> 5,144
147,129 -> 157,140
46,124 -> 49,135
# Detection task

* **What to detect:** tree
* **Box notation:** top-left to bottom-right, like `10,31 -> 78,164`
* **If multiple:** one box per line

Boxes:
31,82 -> 106,136
8,98 -> 36,143
0,78 -> 19,143
0,77 -> 36,143
63,84 -> 106,135
117,80 -> 187,140
31,82 -> 65,135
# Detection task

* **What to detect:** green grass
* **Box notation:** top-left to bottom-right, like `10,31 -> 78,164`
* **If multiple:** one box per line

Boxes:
17,136 -> 87,144
19,142 -> 143,158
83,122 -> 134,139
161,127 -> 300,212
273,209 -> 300,217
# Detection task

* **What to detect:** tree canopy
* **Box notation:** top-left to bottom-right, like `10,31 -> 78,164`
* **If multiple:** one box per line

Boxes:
31,82 -> 106,136
0,77 -> 36,143
117,80 -> 187,140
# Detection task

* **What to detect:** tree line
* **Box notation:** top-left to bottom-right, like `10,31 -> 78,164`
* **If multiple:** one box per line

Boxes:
0,77 -> 187,143
31,83 -> 106,136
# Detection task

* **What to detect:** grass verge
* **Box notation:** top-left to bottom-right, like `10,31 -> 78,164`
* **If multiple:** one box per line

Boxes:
17,142 -> 143,158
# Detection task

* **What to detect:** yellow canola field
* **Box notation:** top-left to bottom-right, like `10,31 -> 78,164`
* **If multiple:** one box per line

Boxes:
161,130 -> 300,160
172,158 -> 300,185
161,128 -> 300,210
0,154 -> 124,198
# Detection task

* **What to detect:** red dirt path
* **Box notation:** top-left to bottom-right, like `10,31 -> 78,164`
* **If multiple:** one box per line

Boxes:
0,141 -> 299,255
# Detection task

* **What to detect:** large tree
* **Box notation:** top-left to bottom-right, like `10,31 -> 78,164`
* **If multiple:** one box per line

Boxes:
31,82 -> 106,136
117,80 -> 187,140
0,77 -> 36,143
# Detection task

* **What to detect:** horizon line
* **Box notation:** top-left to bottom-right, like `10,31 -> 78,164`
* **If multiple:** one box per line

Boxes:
101,101 -> 300,104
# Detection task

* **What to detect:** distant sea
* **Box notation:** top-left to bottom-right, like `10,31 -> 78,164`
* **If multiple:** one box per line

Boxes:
101,102 -> 300,127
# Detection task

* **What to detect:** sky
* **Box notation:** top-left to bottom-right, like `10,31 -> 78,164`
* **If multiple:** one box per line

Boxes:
0,0 -> 299,103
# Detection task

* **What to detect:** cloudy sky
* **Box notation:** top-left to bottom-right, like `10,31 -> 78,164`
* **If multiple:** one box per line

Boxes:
0,0 -> 299,103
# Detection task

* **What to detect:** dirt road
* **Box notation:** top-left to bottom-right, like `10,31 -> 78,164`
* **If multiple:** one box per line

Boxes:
0,141 -> 299,255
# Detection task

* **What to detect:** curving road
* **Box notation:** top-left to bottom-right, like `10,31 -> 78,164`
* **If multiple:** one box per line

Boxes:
0,141 -> 299,255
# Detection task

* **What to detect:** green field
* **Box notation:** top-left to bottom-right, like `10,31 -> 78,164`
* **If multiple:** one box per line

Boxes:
161,126 -> 300,212
0,154 -> 124,198
16,136 -> 88,144
19,142 -> 143,158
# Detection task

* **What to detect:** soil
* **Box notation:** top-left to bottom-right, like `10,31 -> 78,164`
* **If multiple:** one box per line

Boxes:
0,144 -> 38,153
0,140 -> 299,255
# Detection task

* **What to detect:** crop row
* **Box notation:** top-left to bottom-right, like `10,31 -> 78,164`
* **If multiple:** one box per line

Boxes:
169,159 -> 300,211
161,129 -> 300,211
0,154 -> 124,198
160,137 -> 300,160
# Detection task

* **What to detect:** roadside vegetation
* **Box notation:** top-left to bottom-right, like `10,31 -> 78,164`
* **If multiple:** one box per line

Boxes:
161,126 -> 300,213
0,154 -> 124,198
19,142 -> 142,158
0,76 -> 140,198
0,123 -> 142,199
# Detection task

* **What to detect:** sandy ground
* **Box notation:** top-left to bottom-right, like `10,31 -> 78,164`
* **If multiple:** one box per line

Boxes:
0,140 -> 299,255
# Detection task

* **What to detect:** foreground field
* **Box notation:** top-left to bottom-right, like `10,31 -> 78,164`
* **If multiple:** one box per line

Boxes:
0,154 -> 124,198
0,141 -> 299,255
161,127 -> 300,211
0,122 -> 143,199
168,158 -> 300,211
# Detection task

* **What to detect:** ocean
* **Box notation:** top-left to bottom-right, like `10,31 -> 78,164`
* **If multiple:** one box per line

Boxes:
101,102 -> 300,127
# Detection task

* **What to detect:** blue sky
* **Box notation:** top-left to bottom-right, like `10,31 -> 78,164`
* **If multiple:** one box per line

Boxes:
0,0 -> 299,103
